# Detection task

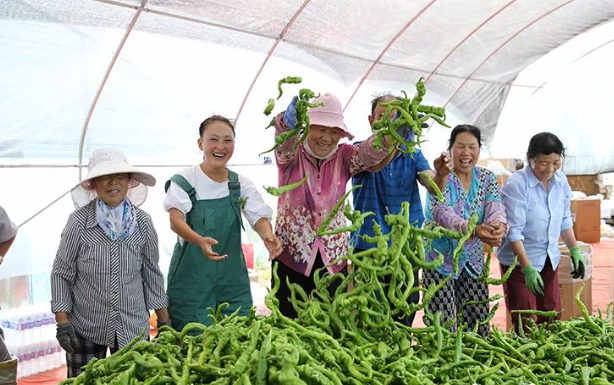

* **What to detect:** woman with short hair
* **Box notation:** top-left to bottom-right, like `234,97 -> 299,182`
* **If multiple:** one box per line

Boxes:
498,132 -> 585,331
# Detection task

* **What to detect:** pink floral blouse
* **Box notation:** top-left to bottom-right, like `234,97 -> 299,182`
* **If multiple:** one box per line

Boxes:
274,114 -> 390,276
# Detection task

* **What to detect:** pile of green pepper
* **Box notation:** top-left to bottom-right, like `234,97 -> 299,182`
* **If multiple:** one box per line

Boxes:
60,205 -> 614,385
59,78 -> 614,385
60,200 -> 614,384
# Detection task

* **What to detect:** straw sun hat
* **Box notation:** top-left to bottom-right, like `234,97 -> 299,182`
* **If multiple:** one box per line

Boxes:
71,148 -> 156,208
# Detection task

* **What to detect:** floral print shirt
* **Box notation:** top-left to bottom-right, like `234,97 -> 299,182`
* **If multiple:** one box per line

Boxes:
425,167 -> 507,279
274,114 -> 390,276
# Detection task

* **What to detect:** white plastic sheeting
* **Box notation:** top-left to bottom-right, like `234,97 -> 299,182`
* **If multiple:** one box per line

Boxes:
491,18 -> 614,175
2,0 -> 614,164
1,0 -> 614,282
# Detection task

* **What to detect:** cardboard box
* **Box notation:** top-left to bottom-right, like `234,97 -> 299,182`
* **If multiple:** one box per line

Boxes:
558,277 -> 592,320
558,248 -> 593,320
567,175 -> 600,196
570,199 -> 601,243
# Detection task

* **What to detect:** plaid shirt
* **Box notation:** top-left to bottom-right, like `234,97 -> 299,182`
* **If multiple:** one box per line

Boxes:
51,200 -> 167,347
351,149 -> 431,250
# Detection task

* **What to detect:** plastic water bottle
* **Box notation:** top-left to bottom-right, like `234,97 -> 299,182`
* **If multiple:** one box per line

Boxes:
16,344 -> 30,379
38,341 -> 47,374
49,340 -> 61,369
33,309 -> 44,343
28,342 -> 38,375
22,311 -> 33,348
15,345 -> 22,379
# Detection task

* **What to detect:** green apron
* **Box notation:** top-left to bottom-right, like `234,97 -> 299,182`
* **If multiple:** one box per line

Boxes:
165,170 -> 252,331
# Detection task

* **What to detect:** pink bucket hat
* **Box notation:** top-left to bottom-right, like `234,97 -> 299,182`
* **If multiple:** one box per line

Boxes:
307,93 -> 354,140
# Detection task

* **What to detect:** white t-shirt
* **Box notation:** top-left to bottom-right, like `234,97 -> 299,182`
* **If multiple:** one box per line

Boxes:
0,205 -> 18,244
163,166 -> 273,229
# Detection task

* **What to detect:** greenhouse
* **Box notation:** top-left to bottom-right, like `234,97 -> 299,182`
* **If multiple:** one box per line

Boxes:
1,0 -> 614,384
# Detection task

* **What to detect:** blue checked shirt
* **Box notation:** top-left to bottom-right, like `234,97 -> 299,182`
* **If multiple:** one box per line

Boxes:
351,149 -> 431,250
497,166 -> 573,271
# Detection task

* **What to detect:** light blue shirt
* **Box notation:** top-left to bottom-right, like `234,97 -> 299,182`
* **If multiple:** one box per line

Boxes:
497,166 -> 573,271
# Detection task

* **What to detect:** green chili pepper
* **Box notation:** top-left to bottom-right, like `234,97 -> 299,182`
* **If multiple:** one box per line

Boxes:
264,98 -> 275,116
317,185 -> 362,236
277,76 -> 302,99
264,173 -> 309,196
419,171 -> 444,202
452,213 -> 478,274
259,125 -> 302,155
265,117 -> 276,129
484,256 -> 517,285
510,309 -> 560,319
256,329 -> 274,385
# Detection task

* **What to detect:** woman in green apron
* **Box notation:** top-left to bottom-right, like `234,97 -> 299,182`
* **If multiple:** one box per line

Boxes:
164,115 -> 282,331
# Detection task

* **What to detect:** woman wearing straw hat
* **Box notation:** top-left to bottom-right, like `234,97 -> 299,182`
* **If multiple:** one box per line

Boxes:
51,149 -> 169,378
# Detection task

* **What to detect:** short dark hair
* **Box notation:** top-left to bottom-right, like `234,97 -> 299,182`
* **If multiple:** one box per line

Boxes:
526,132 -> 565,160
199,115 -> 236,137
370,94 -> 398,116
448,124 -> 482,151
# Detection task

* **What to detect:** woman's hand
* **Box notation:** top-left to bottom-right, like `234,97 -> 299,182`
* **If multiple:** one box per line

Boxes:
199,236 -> 227,261
433,151 -> 453,177
264,234 -> 283,261
474,224 -> 502,247
488,221 -> 507,239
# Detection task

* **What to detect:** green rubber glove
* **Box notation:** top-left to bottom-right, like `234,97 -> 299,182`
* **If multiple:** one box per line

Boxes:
522,265 -> 544,296
569,246 -> 586,280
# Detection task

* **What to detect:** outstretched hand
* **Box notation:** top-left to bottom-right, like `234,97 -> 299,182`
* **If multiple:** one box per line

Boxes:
199,237 -> 228,261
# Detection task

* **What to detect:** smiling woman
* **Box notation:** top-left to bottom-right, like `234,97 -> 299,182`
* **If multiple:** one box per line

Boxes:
50,149 -> 169,378
423,124 -> 508,338
163,114 -> 282,331
92,173 -> 130,207
497,132 -> 585,333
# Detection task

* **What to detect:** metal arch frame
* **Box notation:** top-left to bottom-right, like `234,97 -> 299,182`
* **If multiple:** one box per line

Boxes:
424,0 -> 519,83
77,0 -> 149,179
90,0 -> 541,91
233,0 -> 313,124
342,0 -> 439,113
442,0 -> 578,109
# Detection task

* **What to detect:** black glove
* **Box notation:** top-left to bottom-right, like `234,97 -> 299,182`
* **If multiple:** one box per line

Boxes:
56,322 -> 79,354
155,319 -> 172,338
156,319 -> 172,330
